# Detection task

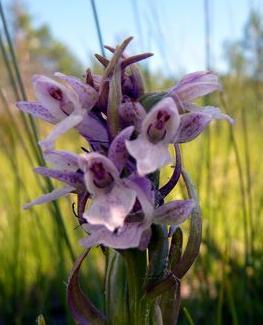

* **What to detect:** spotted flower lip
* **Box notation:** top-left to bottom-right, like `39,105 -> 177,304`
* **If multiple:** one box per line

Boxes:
126,95 -> 234,176
78,152 -> 153,232
16,73 -> 101,151
125,97 -> 180,176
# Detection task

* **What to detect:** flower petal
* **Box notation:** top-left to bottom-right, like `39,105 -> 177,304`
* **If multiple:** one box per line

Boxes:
35,167 -> 84,188
183,103 -> 234,124
83,183 -> 136,231
16,101 -> 59,124
119,100 -> 146,131
170,71 -> 222,102
55,72 -> 98,109
128,174 -> 155,203
23,185 -> 75,209
174,112 -> 212,143
125,178 -> 154,220
126,137 -> 172,175
108,126 -> 134,172
39,113 -> 83,151
153,199 -> 195,225
76,113 -> 109,146
43,150 -> 79,171
33,74 -> 78,118
80,222 -> 145,249
202,106 -> 234,124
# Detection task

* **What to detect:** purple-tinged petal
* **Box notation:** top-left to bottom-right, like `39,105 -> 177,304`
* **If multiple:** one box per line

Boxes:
39,113 -> 83,151
35,167 -> 84,188
32,74 -> 78,118
175,71 -> 219,87
153,199 -> 195,225
125,178 -> 154,220
126,137 -> 172,176
80,222 -> 145,249
174,112 -> 212,143
23,185 -> 75,209
83,183 -> 136,231
119,99 -> 146,131
169,71 -> 222,102
55,72 -> 98,110
183,103 -> 234,124
16,101 -> 58,124
202,106 -> 234,124
76,113 -> 109,146
82,222 -> 103,233
108,126 -> 134,172
44,150 -> 79,171
128,173 -> 155,203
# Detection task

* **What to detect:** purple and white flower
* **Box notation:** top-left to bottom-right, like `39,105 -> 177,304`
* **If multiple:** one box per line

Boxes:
126,95 -> 233,176
78,152 -> 153,232
169,70 -> 234,123
16,73 -> 107,150
80,198 -> 195,249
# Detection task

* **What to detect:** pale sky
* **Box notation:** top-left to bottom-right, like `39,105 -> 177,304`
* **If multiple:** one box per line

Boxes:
3,0 -> 263,76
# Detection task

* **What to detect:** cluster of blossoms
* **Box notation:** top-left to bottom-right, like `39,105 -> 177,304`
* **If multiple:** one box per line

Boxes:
17,37 -> 233,251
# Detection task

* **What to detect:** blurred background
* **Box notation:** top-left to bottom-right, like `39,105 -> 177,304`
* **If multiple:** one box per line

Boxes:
0,0 -> 262,323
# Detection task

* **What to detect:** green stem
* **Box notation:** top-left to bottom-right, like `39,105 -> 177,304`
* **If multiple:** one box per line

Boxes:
121,249 -> 148,325
105,250 -> 129,324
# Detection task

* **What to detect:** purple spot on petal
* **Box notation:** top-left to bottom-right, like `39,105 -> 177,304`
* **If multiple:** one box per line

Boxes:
48,87 -> 63,101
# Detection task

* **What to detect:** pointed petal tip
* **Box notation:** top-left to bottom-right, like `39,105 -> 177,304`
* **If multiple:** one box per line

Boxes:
54,71 -> 64,77
227,116 -> 235,124
23,203 -> 31,210
39,139 -> 53,152
32,74 -> 43,83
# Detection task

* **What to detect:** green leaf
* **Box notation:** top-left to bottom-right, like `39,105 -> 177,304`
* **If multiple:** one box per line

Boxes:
105,250 -> 129,324
145,225 -> 169,289
139,92 -> 167,111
